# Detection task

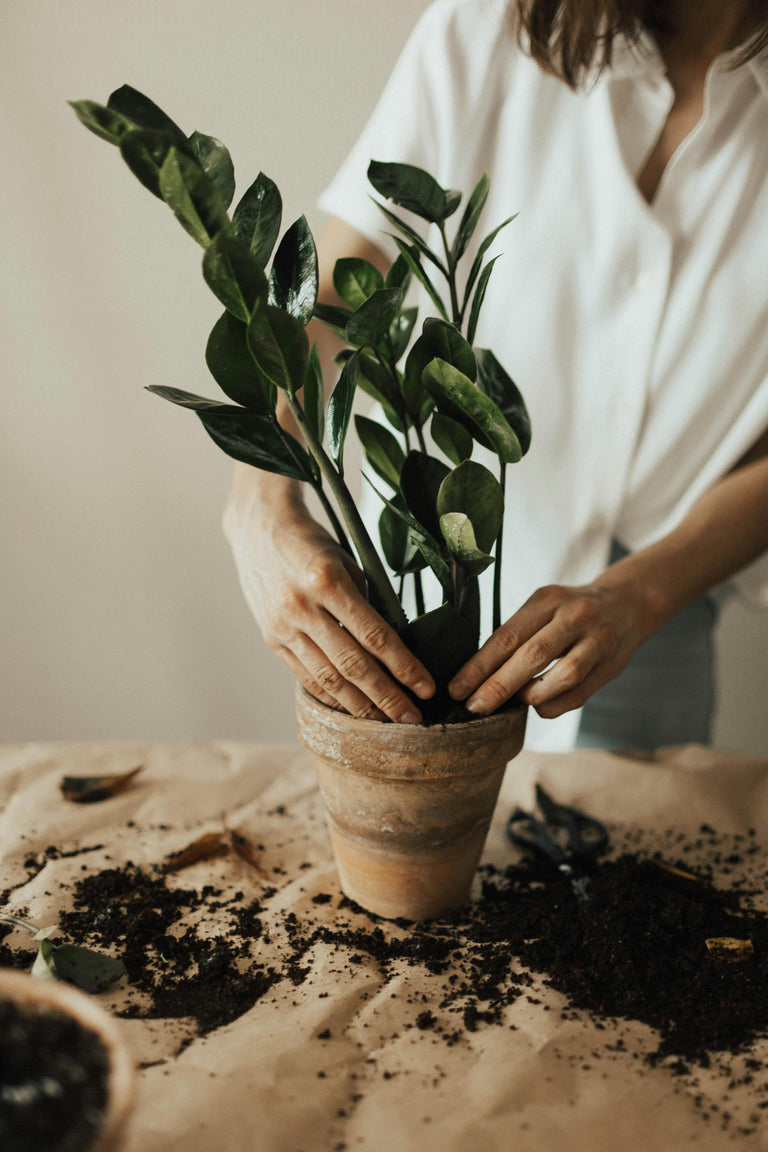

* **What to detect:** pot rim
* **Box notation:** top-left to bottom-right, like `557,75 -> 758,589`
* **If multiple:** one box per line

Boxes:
0,967 -> 135,1151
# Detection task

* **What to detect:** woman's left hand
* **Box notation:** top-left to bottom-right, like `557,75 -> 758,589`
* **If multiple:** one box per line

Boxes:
447,575 -> 664,719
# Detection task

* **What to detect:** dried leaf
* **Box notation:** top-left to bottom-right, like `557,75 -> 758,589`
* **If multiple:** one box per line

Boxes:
652,860 -> 702,883
230,831 -> 269,877
705,937 -> 754,960
60,765 -> 143,804
161,831 -> 230,874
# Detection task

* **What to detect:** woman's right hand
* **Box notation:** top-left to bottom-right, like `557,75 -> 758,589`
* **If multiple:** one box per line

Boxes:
223,465 -> 435,723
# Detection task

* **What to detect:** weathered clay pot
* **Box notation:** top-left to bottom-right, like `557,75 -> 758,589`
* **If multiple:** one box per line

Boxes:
296,685 -> 527,920
0,968 -> 135,1152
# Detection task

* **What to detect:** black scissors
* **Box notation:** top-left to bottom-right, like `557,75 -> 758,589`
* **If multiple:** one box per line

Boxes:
506,784 -> 609,903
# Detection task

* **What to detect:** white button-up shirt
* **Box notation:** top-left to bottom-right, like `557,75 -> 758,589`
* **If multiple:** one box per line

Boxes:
319,0 -> 768,749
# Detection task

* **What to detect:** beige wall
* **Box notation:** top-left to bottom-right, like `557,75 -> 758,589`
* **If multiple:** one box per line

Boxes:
1,1 -> 766,752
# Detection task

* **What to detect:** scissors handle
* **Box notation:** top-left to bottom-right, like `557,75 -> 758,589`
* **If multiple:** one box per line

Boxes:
535,785 -> 609,859
507,809 -> 570,868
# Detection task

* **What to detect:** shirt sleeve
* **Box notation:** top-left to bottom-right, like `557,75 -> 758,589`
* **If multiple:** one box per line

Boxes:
317,0 -> 508,261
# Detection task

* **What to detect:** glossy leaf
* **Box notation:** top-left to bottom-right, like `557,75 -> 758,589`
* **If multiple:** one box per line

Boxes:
119,128 -> 175,198
403,319 -> 474,420
246,297 -> 309,394
327,350 -> 360,467
439,513 -> 495,575
197,408 -> 312,479
31,938 -> 56,981
232,172 -> 282,268
368,160 -> 447,223
385,253 -> 413,291
451,172 -> 489,263
391,238 -> 449,322
389,306 -> 418,363
378,497 -> 424,574
466,254 -> 500,345
369,480 -> 452,599
312,301 -> 352,340
158,147 -> 230,247
443,190 -> 462,219
437,459 -> 503,552
268,216 -> 318,325
373,200 -> 447,277
355,353 -> 404,432
202,233 -> 268,322
345,287 -> 405,350
400,450 -> 450,540
107,84 -> 187,145
423,358 -> 522,463
355,414 -> 405,489
476,348 -> 531,456
333,258 -> 384,310
69,100 -> 135,145
431,411 -> 473,465
303,344 -> 325,443
146,384 -> 238,411
462,213 -> 517,319
398,602 -> 477,686
188,130 -> 235,209
51,944 -> 126,993
205,311 -> 277,413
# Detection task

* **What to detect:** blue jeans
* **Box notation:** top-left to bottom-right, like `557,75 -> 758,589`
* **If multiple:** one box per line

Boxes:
575,542 -> 718,751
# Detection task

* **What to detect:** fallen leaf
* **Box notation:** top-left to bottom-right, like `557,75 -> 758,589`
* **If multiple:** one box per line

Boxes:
705,937 -> 754,960
60,765 -> 143,804
161,832 -> 230,874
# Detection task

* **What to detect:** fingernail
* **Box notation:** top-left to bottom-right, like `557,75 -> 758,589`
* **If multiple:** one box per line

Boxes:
412,679 -> 433,699
449,678 -> 468,699
466,697 -> 488,716
398,709 -> 422,725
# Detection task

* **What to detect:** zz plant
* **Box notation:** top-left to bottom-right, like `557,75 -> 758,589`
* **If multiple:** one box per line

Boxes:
71,86 -> 531,700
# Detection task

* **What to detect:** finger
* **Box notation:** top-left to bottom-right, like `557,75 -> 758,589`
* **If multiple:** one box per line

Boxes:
519,635 -> 605,707
291,634 -> 390,722
323,574 -> 435,701
533,663 -> 617,720
277,647 -> 348,712
309,609 -> 425,723
447,591 -> 561,701
462,615 -> 586,716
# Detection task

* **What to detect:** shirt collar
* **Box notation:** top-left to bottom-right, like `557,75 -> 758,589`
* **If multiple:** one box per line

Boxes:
607,30 -> 768,101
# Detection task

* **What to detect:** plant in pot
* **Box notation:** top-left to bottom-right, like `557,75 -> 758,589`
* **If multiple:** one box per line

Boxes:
71,85 -> 532,920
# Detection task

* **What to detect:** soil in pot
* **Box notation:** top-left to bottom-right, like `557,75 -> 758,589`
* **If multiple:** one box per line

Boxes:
0,994 -> 110,1152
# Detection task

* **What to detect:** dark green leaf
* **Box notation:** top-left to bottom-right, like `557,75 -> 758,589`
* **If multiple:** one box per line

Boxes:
312,301 -> 352,340
466,255 -> 500,345
355,353 -> 404,432
205,311 -> 277,413
443,189 -> 462,220
439,512 -> 494,575
384,253 -> 413,291
400,450 -> 450,540
372,200 -> 447,277
146,384 -> 236,411
119,128 -> 175,198
398,602 -> 477,688
333,258 -> 384,310
197,408 -> 312,479
461,213 -> 517,320
345,287 -> 405,350
430,412 -> 473,465
246,297 -> 309,394
389,306 -> 418,363
202,233 -> 268,322
188,130 -> 235,209
268,216 -> 318,325
69,100 -> 135,145
403,319 -> 474,420
107,85 -> 187,145
423,358 -> 522,463
327,351 -> 360,468
391,239 -> 449,322
451,172 -> 489,263
475,348 -> 531,456
368,160 -> 447,223
232,173 -> 282,268
303,344 -> 325,444
367,478 -> 452,598
52,944 -> 126,993
158,147 -> 230,247
354,414 -> 405,489
378,497 -> 424,574
436,459 -> 503,552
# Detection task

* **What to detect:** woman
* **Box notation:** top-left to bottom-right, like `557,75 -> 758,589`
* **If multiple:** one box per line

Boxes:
224,0 -> 768,751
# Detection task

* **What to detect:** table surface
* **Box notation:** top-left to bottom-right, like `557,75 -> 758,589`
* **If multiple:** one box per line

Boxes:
2,739 -> 768,1152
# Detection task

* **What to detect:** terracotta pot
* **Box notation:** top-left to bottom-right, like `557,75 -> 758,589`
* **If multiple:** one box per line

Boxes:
295,685 -> 527,920
0,968 -> 135,1152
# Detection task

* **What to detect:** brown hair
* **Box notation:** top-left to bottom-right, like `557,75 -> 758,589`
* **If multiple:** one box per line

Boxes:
513,1 -> 768,88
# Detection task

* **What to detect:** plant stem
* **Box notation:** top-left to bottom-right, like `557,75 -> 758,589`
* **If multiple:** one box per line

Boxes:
283,392 -> 407,631
270,417 -> 353,555
439,223 -> 461,327
493,462 -> 507,632
414,570 -> 425,616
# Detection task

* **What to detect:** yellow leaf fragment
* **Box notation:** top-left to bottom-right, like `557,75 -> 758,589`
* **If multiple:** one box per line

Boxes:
705,937 -> 754,960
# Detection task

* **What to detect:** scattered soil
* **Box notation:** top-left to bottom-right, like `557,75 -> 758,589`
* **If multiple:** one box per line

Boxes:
0,996 -> 109,1152
4,820 -> 768,1135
